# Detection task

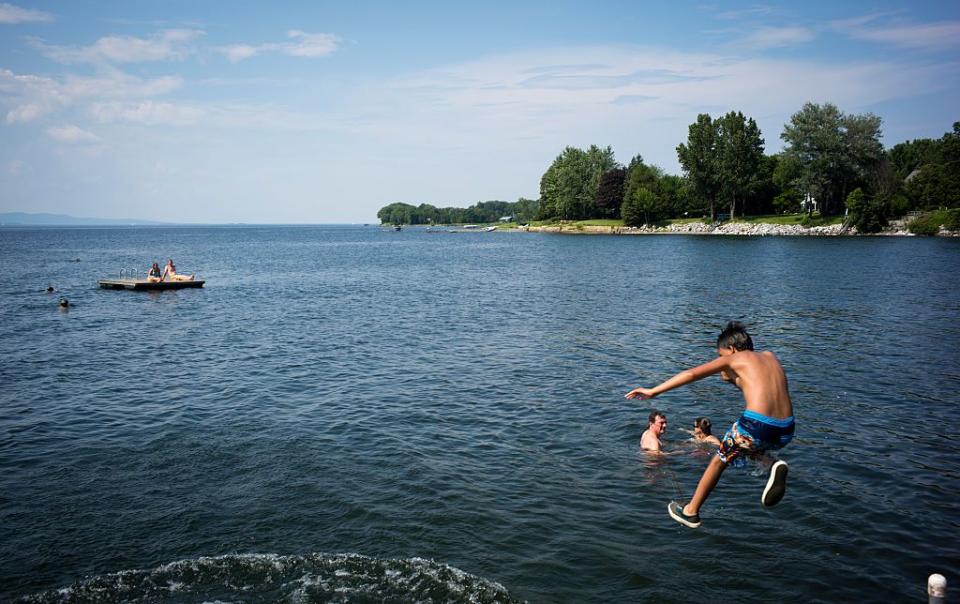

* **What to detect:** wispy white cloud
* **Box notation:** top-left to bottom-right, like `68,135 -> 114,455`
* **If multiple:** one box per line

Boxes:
612,94 -> 659,105
1,67 -> 183,123
829,12 -> 901,29
46,124 -> 99,143
283,30 -> 339,57
518,67 -> 711,89
366,45 -> 958,150
31,29 -> 204,64
90,100 -> 205,126
0,64 -> 343,133
7,158 -> 26,175
63,72 -> 183,98
0,69 -> 64,123
217,30 -> 340,62
219,44 -> 259,63
714,5 -> 775,21
0,2 -> 53,24
831,14 -> 960,50
5,101 -> 46,123
738,26 -> 814,49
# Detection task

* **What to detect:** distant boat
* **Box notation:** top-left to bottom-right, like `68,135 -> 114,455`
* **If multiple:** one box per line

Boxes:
484,226 -> 497,232
393,225 -> 402,231
463,224 -> 478,229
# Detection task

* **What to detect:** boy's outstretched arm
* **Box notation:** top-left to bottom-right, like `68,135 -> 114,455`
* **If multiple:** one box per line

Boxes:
625,356 -> 730,400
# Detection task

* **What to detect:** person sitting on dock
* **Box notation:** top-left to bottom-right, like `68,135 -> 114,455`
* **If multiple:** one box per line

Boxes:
162,259 -> 194,282
147,262 -> 162,282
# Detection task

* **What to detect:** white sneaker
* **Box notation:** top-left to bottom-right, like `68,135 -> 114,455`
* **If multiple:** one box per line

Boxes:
762,460 -> 789,507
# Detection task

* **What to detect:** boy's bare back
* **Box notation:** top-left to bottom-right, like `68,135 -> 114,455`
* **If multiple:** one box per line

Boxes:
722,350 -> 793,420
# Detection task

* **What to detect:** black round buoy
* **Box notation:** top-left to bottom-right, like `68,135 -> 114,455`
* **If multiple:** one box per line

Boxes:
47,285 -> 55,293
58,297 -> 69,308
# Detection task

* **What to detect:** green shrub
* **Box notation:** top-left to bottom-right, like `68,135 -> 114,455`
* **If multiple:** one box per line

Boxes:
884,193 -> 910,218
621,190 -> 646,227
946,208 -> 960,230
908,214 -> 940,235
909,208 -> 960,235
845,188 -> 888,233
773,189 -> 802,214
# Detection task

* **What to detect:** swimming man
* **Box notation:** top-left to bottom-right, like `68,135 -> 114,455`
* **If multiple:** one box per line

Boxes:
640,410 -> 667,452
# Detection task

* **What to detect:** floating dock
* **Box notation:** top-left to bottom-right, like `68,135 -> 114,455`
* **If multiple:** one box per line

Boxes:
98,279 -> 205,291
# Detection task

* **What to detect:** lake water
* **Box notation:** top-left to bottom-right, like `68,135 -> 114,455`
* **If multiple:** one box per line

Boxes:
1,226 -> 958,603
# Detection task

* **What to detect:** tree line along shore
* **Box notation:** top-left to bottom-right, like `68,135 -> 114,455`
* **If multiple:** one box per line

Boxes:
378,101 -> 960,236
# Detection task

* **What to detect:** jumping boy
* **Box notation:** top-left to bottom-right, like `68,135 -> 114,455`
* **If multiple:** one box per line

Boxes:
625,322 -> 794,528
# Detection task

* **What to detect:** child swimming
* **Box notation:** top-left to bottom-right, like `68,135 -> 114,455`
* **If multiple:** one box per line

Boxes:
684,417 -> 721,448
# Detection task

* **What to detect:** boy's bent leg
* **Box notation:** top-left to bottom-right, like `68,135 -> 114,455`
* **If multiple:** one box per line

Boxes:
684,455 -> 727,516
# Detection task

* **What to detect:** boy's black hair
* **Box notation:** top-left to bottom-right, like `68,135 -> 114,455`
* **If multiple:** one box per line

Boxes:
717,321 -> 754,351
648,410 -> 666,425
694,417 -> 712,435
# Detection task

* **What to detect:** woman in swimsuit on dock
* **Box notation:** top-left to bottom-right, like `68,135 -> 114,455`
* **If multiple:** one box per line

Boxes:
162,259 -> 194,282
147,262 -> 162,282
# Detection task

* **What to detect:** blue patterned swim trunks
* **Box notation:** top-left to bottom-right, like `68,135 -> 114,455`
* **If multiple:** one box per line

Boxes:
717,410 -> 795,468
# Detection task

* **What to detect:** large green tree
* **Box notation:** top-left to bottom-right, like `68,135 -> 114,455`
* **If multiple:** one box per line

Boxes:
844,113 -> 886,188
902,122 -> 960,209
622,157 -> 677,223
845,187 -> 888,233
677,114 -> 720,221
780,102 -> 883,216
746,154 -> 781,215
538,145 -> 618,220
377,202 -> 414,225
513,197 -> 539,223
716,111 -> 764,220
889,138 -> 938,181
623,156 -> 663,204
594,168 -> 627,218
377,199 -> 535,225
657,173 -> 690,217
621,187 -> 654,226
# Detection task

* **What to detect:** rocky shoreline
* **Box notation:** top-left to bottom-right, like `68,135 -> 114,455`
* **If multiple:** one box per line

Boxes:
521,220 -> 959,237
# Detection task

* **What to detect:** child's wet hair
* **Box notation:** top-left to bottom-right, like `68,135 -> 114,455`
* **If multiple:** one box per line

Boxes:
717,321 -> 754,351
694,417 -> 712,435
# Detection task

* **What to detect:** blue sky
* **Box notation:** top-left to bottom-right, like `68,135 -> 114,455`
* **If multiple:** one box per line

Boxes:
1,1 -> 958,223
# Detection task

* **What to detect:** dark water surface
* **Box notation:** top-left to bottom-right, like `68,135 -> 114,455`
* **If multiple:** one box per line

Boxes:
1,226 -> 958,603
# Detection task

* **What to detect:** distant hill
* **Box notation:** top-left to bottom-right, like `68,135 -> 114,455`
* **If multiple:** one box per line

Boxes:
0,212 -> 167,226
